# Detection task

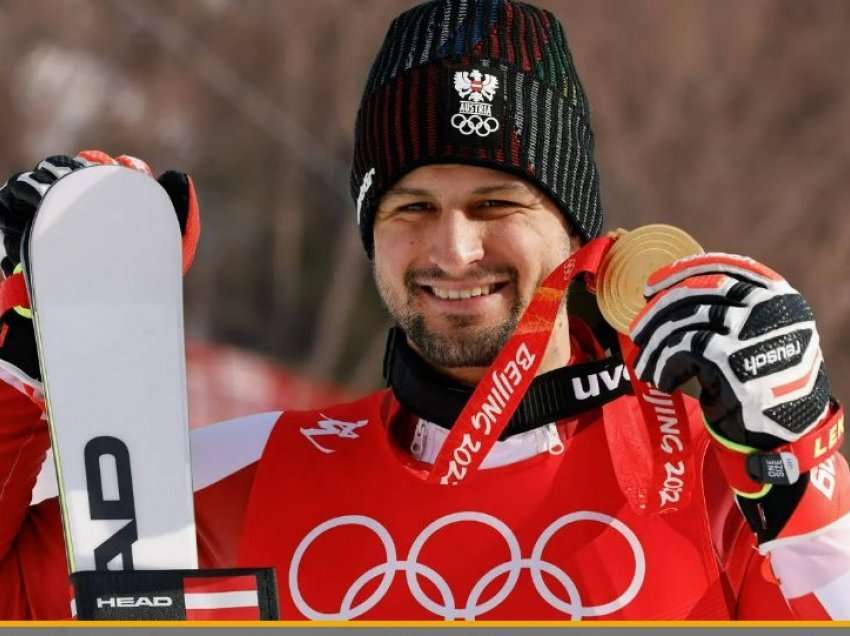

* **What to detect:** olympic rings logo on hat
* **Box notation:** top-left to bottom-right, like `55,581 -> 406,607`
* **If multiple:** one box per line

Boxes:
288,510 -> 646,620
450,113 -> 500,138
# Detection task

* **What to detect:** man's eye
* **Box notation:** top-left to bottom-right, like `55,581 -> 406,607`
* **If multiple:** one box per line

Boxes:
398,202 -> 432,212
478,199 -> 517,209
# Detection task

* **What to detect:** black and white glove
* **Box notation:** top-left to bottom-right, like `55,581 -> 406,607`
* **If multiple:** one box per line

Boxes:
0,156 -> 88,385
0,151 -> 200,387
629,253 -> 829,452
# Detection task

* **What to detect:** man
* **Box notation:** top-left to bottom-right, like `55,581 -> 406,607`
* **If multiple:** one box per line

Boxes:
0,0 -> 848,620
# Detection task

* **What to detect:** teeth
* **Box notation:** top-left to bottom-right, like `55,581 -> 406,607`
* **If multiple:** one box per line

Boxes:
431,285 -> 494,300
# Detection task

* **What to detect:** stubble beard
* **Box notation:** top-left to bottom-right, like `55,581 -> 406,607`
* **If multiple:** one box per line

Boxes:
405,310 -> 520,368
376,265 -> 524,368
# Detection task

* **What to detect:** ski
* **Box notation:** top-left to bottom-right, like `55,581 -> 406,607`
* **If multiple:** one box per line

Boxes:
23,165 -> 198,574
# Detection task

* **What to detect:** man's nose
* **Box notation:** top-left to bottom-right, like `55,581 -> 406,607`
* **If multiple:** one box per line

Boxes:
428,209 -> 485,276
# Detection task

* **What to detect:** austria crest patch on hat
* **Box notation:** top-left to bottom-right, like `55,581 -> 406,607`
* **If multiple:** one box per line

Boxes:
445,64 -> 506,147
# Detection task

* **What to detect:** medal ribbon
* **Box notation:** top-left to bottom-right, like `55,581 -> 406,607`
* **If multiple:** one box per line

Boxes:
612,335 -> 695,513
426,234 -> 699,515
427,237 -> 612,485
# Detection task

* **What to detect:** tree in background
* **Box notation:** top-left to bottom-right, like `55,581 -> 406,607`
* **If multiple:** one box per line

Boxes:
2,1 -> 848,454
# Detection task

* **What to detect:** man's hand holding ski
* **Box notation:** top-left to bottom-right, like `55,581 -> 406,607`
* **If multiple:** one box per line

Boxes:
0,151 -> 200,394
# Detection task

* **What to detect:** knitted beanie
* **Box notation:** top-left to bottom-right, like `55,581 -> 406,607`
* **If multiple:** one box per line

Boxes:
351,0 -> 602,257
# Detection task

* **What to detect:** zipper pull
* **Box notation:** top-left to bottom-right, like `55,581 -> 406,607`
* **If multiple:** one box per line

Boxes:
410,418 -> 427,458
545,423 -> 565,455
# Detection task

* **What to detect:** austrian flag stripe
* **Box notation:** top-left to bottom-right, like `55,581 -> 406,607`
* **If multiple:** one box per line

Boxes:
183,575 -> 260,620
428,237 -> 613,485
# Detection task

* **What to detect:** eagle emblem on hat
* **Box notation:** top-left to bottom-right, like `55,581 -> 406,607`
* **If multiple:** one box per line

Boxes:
453,69 -> 499,102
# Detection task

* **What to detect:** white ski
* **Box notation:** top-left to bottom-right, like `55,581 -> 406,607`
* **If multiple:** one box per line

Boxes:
23,165 -> 198,573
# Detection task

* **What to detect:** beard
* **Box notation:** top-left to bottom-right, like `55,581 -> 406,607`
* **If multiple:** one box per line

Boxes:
375,264 -> 524,368
404,311 -> 519,368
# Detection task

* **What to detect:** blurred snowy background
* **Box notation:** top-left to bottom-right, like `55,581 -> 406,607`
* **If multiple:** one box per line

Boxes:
1,0 -> 848,454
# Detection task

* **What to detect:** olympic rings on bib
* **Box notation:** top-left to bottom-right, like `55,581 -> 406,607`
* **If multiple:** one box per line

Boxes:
450,113 -> 500,138
288,510 -> 646,621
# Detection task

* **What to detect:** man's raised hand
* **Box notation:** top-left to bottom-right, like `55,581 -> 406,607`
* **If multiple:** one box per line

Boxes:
629,253 -> 829,451
0,151 -> 200,387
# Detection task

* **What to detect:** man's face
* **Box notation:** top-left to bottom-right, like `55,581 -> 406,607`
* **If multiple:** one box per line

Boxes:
373,164 -> 577,370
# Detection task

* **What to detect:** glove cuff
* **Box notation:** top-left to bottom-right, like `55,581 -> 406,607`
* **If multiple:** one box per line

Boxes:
0,268 -> 30,318
707,402 -> 844,498
0,265 -> 41,394
708,403 -> 845,543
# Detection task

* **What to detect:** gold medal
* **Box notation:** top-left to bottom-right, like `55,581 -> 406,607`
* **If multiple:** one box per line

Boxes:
596,224 -> 704,334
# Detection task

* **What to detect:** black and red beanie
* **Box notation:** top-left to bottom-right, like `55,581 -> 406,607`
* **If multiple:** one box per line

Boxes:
351,0 -> 603,257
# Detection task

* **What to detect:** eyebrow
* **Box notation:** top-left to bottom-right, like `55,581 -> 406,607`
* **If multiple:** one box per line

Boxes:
383,182 -> 530,198
382,187 -> 433,198
471,182 -> 530,196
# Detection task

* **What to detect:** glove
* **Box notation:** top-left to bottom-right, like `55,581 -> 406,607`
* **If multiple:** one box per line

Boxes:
628,253 -> 838,541
0,151 -> 201,387
0,151 -> 200,275
629,253 -> 828,450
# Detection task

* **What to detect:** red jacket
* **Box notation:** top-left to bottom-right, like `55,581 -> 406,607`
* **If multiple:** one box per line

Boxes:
1,350 -> 848,619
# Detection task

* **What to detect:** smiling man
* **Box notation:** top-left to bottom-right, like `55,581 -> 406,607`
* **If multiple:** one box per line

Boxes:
374,164 -> 577,380
1,0 -> 849,621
